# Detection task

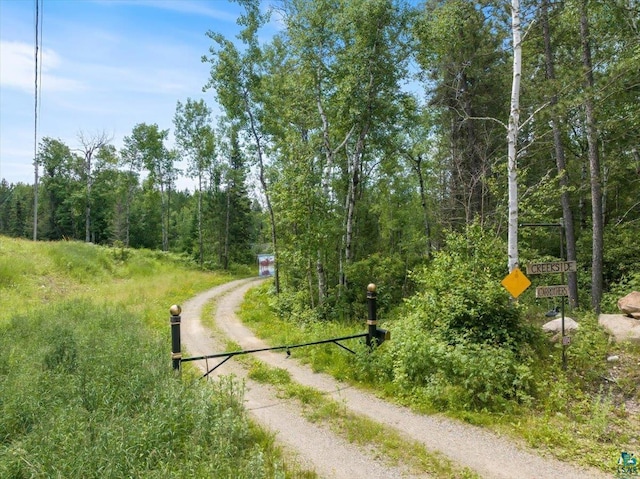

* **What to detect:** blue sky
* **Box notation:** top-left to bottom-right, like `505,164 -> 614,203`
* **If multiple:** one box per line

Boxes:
0,0 -> 279,189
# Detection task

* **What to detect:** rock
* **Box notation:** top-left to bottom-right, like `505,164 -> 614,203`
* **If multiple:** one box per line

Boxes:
618,291 -> 640,319
599,314 -> 640,343
607,355 -> 620,362
542,316 -> 579,333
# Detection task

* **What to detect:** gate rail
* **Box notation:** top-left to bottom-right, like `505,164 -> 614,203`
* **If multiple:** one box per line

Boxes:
184,333 -> 368,378
169,283 -> 389,378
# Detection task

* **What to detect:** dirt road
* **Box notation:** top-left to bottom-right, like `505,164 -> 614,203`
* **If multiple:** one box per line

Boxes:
179,278 -> 611,479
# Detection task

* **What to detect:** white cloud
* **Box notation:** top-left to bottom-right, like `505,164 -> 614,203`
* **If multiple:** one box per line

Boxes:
147,0 -> 238,21
0,40 -> 85,93
93,0 -> 238,22
0,0 -> 242,186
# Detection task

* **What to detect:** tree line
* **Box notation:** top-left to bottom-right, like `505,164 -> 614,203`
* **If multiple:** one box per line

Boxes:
0,118 -> 260,269
1,0 -> 638,314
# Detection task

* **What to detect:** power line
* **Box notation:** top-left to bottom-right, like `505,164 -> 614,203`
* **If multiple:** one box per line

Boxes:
33,0 -> 43,241
37,0 -> 43,124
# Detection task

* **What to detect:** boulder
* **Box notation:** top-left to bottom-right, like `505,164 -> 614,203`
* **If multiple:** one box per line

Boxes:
599,314 -> 640,343
618,291 -> 640,319
542,316 -> 579,333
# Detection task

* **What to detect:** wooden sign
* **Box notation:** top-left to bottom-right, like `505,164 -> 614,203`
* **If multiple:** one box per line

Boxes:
535,285 -> 569,298
526,261 -> 577,275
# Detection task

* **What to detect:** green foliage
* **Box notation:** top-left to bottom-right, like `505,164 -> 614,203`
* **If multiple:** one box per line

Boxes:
386,329 -> 536,411
602,269 -> 640,313
0,0 -> 638,316
272,251 -> 411,325
271,287 -> 317,323
226,262 -> 256,278
375,225 -> 542,412
0,238 -> 281,478
602,223 -> 640,291
35,137 -> 85,241
240,236 -> 639,470
404,225 -> 535,347
110,240 -> 131,262
345,253 -> 410,315
0,181 -> 34,239
567,313 -> 609,384
241,284 -> 372,382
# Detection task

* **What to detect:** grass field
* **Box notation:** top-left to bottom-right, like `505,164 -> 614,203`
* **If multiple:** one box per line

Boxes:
0,237 -> 299,478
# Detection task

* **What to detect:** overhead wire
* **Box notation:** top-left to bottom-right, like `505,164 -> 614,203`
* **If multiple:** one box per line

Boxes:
38,0 -> 43,124
33,0 -> 43,240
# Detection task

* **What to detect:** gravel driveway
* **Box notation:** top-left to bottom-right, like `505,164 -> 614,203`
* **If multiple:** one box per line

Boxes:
179,278 -> 612,479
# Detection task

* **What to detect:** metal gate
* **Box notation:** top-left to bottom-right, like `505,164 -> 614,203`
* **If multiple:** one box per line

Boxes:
169,283 -> 389,378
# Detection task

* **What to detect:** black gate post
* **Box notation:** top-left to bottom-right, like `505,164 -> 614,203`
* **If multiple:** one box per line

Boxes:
170,304 -> 182,371
366,283 -> 377,348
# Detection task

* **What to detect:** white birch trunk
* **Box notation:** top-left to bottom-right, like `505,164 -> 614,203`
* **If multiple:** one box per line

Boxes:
507,0 -> 522,272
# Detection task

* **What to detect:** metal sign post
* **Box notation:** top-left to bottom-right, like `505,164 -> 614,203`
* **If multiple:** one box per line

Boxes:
520,222 -> 571,370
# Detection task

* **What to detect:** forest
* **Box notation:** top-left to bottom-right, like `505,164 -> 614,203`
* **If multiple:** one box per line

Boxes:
1,0 -> 639,317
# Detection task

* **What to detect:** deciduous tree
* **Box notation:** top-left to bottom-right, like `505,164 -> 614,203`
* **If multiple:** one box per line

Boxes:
77,130 -> 111,243
174,98 -> 215,266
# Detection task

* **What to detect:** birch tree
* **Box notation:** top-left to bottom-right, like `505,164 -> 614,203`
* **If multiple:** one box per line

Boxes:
279,0 -> 409,293
507,0 -> 523,272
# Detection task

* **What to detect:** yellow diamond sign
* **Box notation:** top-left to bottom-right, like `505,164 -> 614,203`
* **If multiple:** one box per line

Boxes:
501,267 -> 531,298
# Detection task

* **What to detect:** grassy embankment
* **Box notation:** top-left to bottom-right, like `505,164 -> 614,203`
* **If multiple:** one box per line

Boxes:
0,237 -> 313,478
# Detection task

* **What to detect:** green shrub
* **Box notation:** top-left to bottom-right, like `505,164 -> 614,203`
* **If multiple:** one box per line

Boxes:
403,225 -> 536,348
378,224 -> 542,412
274,252 -> 411,324
227,262 -> 256,278
345,252 -> 410,315
110,240 -> 131,262
601,270 -> 640,313
386,322 -> 536,411
602,223 -> 640,290
567,313 -> 610,385
271,287 -> 316,323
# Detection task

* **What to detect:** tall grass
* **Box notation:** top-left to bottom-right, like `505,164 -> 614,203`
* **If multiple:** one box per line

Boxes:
0,237 -> 295,478
0,237 -> 227,326
1,301 -> 282,478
